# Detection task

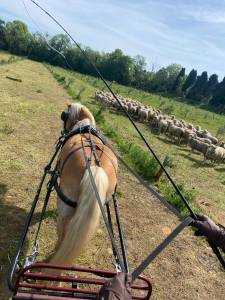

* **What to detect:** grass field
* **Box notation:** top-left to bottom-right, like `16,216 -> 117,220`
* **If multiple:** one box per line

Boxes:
0,53 -> 225,299
48,65 -> 225,223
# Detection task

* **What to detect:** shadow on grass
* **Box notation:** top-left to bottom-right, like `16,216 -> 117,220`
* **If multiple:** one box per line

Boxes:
155,135 -> 176,145
178,153 -> 214,168
0,183 -> 30,296
0,183 -> 57,297
214,166 -> 225,173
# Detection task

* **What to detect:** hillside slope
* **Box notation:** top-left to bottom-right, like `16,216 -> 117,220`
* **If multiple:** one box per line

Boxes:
50,65 -> 225,224
0,55 -> 224,299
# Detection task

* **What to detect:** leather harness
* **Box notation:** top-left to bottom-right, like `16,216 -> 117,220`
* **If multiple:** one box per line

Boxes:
54,125 -> 115,209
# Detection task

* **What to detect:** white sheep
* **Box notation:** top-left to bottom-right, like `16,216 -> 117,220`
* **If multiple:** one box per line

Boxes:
205,146 -> 225,163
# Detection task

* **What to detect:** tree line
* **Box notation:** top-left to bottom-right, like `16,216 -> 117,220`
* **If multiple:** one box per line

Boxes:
0,18 -> 224,112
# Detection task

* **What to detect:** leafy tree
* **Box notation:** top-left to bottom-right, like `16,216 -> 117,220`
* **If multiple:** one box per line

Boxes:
5,20 -> 32,55
165,63 -> 182,91
83,47 -> 103,75
186,71 -> 208,102
182,69 -> 197,93
0,19 -> 6,49
49,34 -> 71,67
150,64 -> 182,92
133,55 -> 147,88
30,33 -> 51,62
209,77 -> 225,111
101,49 -> 135,85
171,67 -> 185,94
50,34 -> 71,53
201,74 -> 218,104
151,67 -> 169,92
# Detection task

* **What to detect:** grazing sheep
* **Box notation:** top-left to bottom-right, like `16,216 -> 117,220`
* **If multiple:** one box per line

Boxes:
188,136 -> 210,159
94,90 -> 220,158
187,123 -> 194,130
204,134 -> 218,145
219,141 -> 225,148
196,137 -> 212,145
205,145 -> 225,163
181,129 -> 195,145
138,108 -> 149,122
157,116 -> 168,134
167,123 -> 185,144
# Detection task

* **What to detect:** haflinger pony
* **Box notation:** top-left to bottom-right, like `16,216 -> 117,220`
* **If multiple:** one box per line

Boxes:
47,102 -> 118,272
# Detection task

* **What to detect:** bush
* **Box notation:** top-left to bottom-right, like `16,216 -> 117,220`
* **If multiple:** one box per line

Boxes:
93,107 -> 106,124
58,75 -> 66,83
216,125 -> 225,137
77,87 -> 86,100
159,100 -> 166,108
0,124 -> 14,135
157,180 -> 197,216
162,105 -> 174,115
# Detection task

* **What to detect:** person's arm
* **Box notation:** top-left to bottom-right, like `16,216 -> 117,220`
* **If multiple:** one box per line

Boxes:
98,272 -> 132,300
193,214 -> 225,252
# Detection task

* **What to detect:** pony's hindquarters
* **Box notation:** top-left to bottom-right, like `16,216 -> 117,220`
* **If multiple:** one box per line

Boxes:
49,166 -> 109,266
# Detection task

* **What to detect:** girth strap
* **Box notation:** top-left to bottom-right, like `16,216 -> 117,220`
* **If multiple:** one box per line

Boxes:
54,180 -> 77,208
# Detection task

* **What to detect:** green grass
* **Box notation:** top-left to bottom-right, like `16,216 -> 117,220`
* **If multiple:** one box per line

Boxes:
46,64 -> 225,224
93,108 -> 159,180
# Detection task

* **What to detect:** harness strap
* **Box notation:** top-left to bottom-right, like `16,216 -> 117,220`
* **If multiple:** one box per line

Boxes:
62,125 -> 107,147
80,129 -> 125,272
54,180 -> 77,208
56,126 -> 117,209
96,144 -> 118,176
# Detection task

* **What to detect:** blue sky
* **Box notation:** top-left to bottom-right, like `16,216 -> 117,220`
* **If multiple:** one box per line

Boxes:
1,0 -> 225,79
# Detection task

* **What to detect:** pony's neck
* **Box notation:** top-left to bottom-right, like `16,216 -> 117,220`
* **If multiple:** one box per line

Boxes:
71,118 -> 94,131
79,106 -> 96,127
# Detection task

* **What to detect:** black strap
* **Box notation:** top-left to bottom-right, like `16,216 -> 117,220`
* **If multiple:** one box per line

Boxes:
55,126 -> 108,209
131,216 -> 194,282
54,181 -> 77,208
62,125 -> 107,147
80,129 -> 125,272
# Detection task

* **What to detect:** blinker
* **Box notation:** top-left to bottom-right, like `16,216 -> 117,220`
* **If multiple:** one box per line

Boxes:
61,111 -> 69,122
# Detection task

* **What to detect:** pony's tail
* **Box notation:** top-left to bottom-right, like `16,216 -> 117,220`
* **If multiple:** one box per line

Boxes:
49,166 -> 109,266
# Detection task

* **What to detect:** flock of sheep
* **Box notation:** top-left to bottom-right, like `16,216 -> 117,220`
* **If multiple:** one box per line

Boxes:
95,91 -> 225,164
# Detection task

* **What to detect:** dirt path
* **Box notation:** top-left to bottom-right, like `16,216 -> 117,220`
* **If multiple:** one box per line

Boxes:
0,59 -> 224,299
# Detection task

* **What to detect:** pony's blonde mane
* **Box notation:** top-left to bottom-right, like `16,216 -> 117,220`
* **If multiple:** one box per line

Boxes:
68,103 -> 96,128
69,103 -> 82,124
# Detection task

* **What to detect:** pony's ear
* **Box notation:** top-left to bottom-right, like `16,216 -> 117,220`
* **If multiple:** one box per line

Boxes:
66,101 -> 72,108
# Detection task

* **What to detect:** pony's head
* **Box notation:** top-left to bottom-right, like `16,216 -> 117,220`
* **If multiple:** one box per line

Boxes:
61,102 -> 95,132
